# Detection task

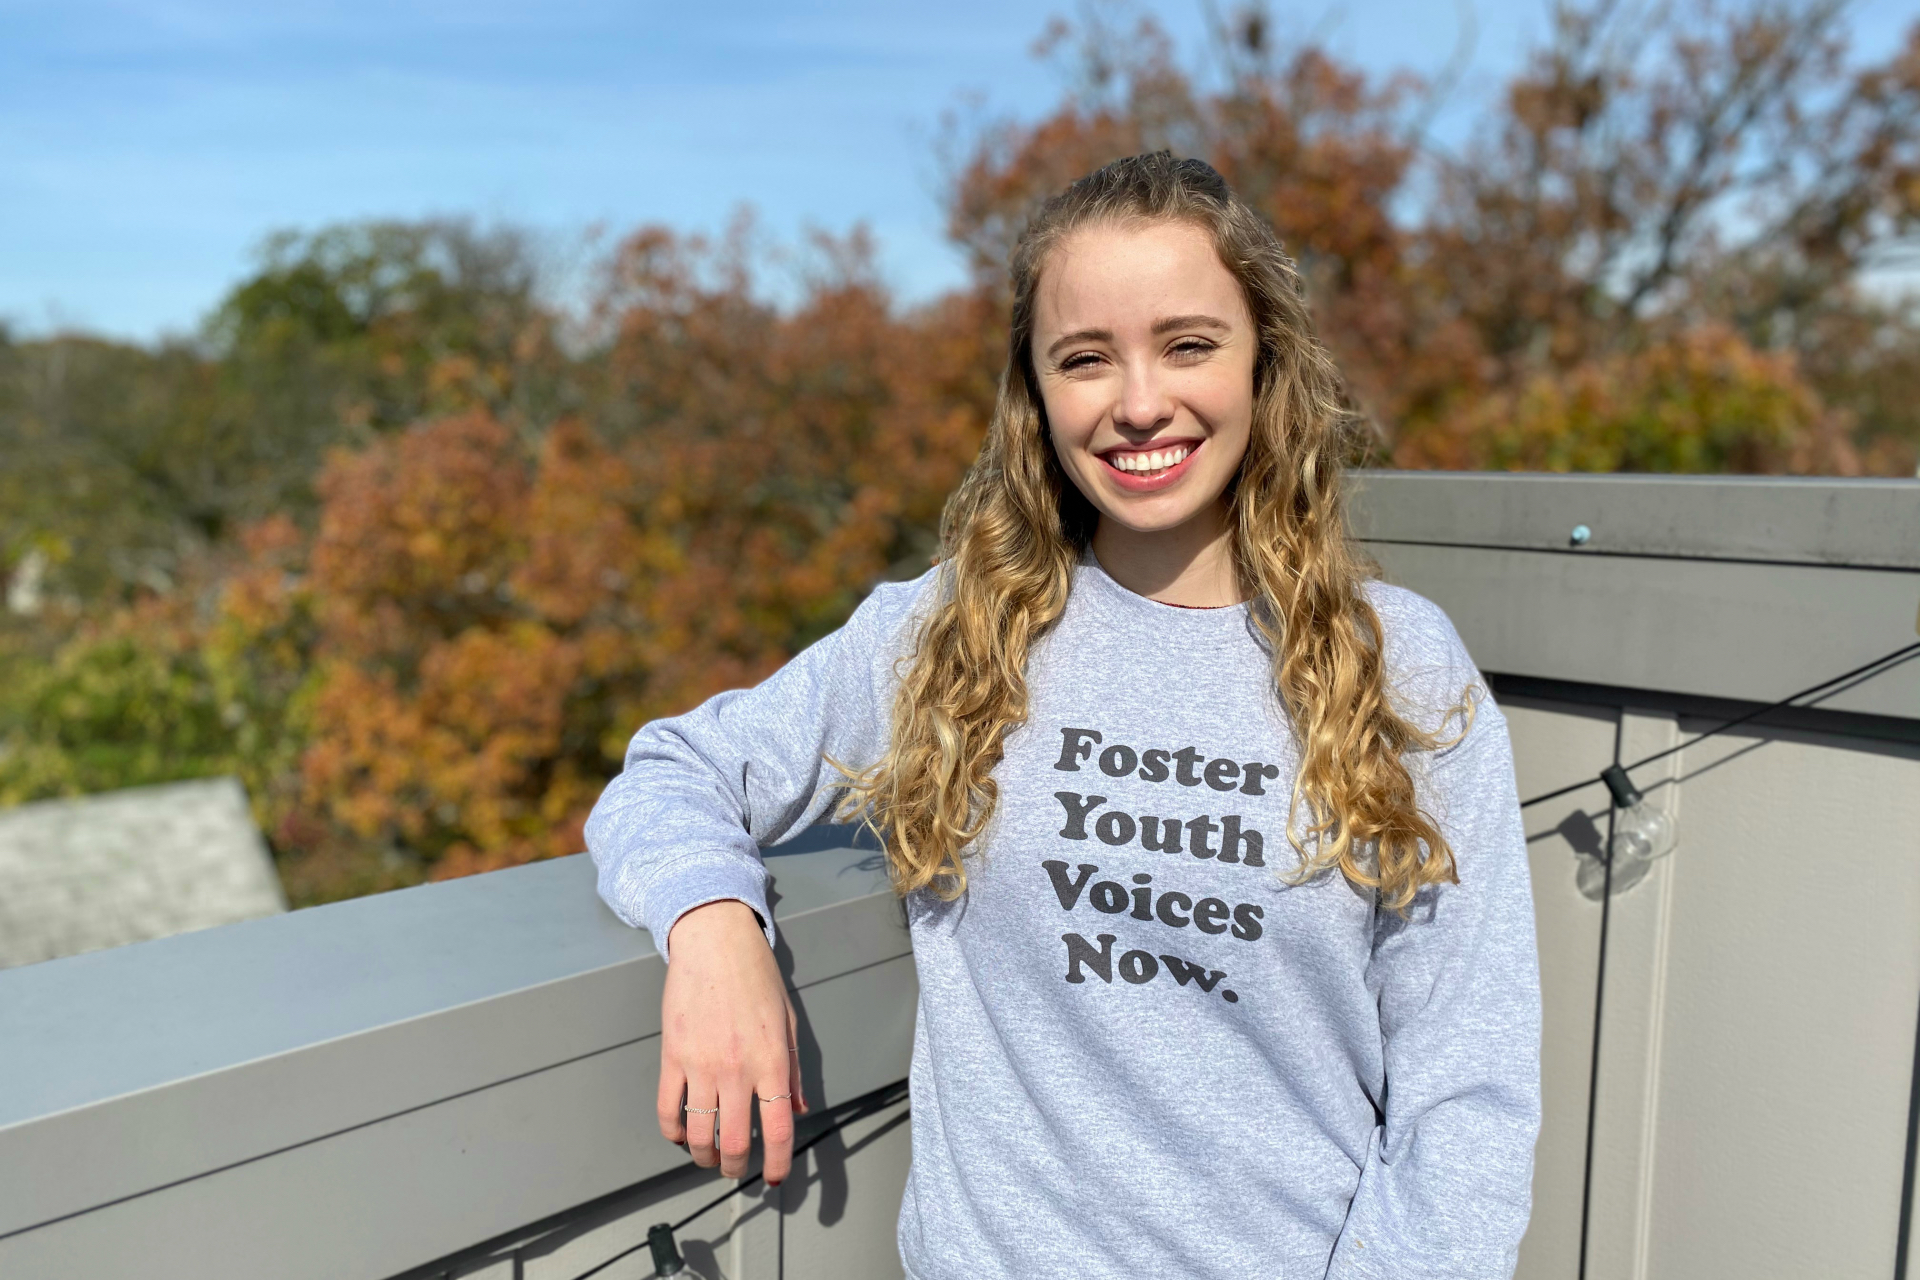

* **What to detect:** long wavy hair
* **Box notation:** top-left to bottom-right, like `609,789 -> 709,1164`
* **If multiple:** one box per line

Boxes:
835,152 -> 1472,912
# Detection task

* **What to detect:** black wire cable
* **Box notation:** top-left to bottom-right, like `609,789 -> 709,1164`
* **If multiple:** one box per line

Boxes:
1516,638 -> 1920,811
667,1085 -> 909,1234
1573,722 -> 1622,1280
568,1081 -> 912,1280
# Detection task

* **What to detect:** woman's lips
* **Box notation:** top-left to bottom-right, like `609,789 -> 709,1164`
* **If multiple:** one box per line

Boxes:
1098,439 -> 1203,493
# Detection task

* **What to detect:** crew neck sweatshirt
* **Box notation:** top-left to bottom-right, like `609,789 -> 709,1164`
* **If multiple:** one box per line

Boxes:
586,557 -> 1541,1280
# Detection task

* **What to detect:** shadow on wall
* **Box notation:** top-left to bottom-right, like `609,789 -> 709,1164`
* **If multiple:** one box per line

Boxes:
768,822 -> 883,858
1527,803 -> 1649,901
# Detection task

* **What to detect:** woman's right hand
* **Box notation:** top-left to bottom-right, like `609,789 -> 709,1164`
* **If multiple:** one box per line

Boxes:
658,899 -> 808,1184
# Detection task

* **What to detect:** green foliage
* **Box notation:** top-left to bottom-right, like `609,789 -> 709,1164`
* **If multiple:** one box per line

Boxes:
1429,326 -> 1842,473
207,220 -> 572,435
0,625 -> 233,804
0,561 -> 318,832
0,220 -> 569,607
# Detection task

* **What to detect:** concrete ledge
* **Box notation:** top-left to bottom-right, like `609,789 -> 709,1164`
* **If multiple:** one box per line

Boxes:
1350,471 -> 1920,569
1349,472 -> 1920,721
0,847 -> 914,1280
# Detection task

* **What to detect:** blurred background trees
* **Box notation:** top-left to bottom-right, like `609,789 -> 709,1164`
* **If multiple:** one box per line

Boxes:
2,0 -> 1915,903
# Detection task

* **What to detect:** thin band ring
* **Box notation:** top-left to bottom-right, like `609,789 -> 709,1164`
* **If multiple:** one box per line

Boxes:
761,1093 -> 793,1102
684,1105 -> 719,1115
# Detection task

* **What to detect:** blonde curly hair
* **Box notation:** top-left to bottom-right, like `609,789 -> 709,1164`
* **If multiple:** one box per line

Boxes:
836,152 -> 1471,912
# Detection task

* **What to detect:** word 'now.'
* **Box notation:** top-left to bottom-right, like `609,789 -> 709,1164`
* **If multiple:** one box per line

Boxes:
1061,932 -> 1239,1003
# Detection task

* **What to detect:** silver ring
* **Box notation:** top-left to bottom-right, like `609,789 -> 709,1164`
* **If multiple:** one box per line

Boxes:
684,1105 -> 719,1115
761,1093 -> 792,1102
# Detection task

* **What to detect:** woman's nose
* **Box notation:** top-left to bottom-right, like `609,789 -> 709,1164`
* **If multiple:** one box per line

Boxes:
1113,363 -> 1175,433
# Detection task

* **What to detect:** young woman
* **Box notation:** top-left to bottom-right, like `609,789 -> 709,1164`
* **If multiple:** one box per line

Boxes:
586,153 -> 1540,1279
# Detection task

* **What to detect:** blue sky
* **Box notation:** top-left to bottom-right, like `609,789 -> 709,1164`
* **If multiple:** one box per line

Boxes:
2,0 -> 1911,342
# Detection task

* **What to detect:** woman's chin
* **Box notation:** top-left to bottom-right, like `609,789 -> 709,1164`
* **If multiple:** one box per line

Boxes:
1089,493 -> 1230,540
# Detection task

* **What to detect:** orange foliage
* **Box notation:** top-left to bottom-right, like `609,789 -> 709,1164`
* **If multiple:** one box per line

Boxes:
236,231 -> 990,891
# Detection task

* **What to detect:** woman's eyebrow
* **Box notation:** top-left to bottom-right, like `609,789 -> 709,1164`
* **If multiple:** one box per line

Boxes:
1044,314 -> 1230,360
1045,327 -> 1113,360
1151,313 -> 1231,335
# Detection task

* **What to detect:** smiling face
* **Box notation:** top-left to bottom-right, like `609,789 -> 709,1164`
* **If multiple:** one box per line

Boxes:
1030,218 -> 1258,543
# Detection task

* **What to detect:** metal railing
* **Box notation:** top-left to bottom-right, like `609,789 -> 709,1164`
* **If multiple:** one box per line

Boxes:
0,846 -> 916,1280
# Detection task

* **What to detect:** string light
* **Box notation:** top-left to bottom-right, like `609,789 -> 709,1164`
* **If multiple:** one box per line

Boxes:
1600,763 -> 1676,862
1517,638 -> 1920,816
567,1081 -> 911,1280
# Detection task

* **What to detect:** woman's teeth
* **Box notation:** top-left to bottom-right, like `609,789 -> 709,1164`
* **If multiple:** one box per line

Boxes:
1109,445 -> 1192,474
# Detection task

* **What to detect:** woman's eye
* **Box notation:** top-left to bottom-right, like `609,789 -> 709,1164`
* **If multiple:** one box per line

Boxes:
1169,339 -> 1216,361
1060,352 -> 1103,372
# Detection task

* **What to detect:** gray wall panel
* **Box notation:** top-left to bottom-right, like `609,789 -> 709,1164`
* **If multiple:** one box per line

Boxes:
1367,543 -> 1920,720
1639,731 -> 1920,1279
1505,698 -> 1616,1280
729,1100 -> 914,1280
0,846 -> 912,1276
451,1090 -> 916,1280
0,959 -> 660,1238
0,855 -> 652,1127
1506,702 -> 1920,1280
0,849 -> 908,1239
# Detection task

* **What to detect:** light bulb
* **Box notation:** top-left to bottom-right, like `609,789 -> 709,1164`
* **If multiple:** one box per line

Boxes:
1609,799 -> 1676,862
1600,764 -> 1677,865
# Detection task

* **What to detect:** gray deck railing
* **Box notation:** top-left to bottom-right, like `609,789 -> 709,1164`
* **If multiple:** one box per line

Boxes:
0,847 -> 915,1279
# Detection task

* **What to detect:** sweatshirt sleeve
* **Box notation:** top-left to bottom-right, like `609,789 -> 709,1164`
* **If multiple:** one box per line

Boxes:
1332,593 -> 1543,1278
584,571 -> 933,961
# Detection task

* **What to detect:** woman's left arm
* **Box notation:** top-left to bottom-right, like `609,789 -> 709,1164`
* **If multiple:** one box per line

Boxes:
1333,698 -> 1543,1279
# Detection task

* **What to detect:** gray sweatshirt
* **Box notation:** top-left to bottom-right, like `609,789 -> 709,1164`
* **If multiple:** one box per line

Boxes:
586,557 -> 1541,1280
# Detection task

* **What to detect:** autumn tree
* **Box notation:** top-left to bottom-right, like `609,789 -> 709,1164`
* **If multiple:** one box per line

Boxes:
231,227 -> 989,898
1402,0 -> 1918,469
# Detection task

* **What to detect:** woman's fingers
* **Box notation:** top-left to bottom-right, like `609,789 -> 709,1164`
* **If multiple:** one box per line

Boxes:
683,1080 -> 721,1168
716,1079 -> 756,1180
657,1060 -> 688,1145
787,1006 -> 810,1115
762,1005 -> 803,1184
757,1094 -> 795,1186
